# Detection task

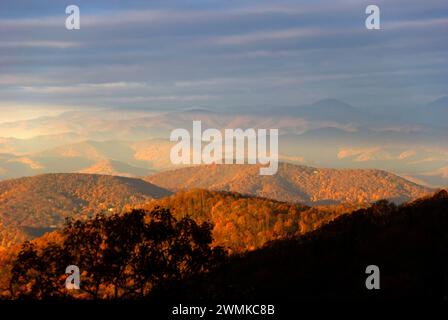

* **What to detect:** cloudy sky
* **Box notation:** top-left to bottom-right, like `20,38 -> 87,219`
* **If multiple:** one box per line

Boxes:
0,0 -> 447,114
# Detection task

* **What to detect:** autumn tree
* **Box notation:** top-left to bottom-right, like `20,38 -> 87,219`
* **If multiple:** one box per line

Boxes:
9,207 -> 225,299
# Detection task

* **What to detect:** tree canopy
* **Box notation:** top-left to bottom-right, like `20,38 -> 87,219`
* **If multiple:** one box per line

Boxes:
9,207 -> 225,299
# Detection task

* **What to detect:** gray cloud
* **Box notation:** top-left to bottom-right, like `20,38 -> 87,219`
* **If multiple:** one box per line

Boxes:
0,0 -> 446,111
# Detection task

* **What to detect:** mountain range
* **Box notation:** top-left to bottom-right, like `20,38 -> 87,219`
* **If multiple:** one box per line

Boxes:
164,190 -> 448,300
0,98 -> 447,187
146,163 -> 433,205
0,173 -> 171,247
0,161 -> 433,249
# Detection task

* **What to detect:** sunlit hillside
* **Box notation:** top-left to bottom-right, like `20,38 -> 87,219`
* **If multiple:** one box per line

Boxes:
0,173 -> 171,247
147,163 -> 433,204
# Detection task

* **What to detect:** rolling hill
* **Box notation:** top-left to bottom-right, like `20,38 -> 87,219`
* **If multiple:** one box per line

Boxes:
0,178 -> 351,252
137,189 -> 355,253
159,190 -> 448,300
146,162 -> 433,205
4,189 -> 446,300
0,173 -> 171,247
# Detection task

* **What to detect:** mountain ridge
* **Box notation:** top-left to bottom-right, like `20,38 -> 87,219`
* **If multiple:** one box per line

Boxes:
0,173 -> 171,247
146,162 -> 433,205
162,190 -> 448,300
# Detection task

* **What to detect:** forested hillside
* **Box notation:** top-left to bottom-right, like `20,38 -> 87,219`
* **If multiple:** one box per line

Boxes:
161,190 -> 448,300
139,189 -> 352,252
0,174 -> 359,250
0,173 -> 171,247
147,163 -> 432,204
2,190 -> 446,300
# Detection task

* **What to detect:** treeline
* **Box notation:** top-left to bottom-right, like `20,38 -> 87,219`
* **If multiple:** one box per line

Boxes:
146,163 -> 432,204
0,173 -> 170,247
139,189 -> 350,253
161,190 -> 448,300
0,189 -> 357,298
3,189 -> 446,300
3,208 -> 224,299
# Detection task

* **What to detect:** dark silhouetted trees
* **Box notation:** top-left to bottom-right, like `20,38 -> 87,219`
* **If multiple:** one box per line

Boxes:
162,190 -> 448,301
9,207 -> 225,299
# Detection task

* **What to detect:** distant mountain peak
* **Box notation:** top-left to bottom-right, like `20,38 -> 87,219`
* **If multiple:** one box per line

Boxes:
428,96 -> 448,108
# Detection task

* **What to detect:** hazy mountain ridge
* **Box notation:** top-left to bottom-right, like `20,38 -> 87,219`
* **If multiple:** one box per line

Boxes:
78,159 -> 156,177
0,139 -> 175,179
146,163 -> 433,205
0,98 -> 447,185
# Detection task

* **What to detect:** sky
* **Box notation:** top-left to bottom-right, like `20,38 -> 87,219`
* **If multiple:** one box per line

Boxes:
0,0 -> 447,114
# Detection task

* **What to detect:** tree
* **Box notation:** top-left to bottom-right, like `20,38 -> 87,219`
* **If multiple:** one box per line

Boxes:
9,207 -> 225,299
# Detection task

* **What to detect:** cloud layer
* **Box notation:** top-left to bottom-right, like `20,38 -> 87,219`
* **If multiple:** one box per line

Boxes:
0,0 -> 446,111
